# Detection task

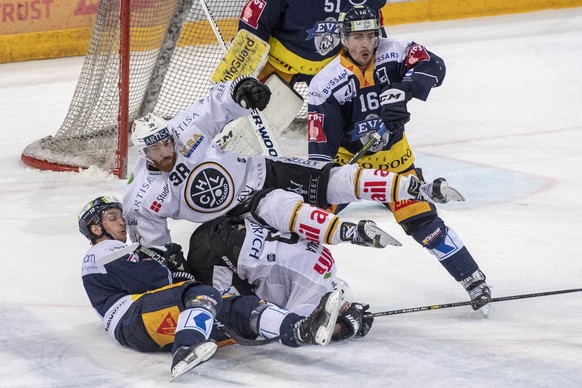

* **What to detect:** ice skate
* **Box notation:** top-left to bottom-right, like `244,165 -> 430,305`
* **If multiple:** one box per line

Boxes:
295,290 -> 342,346
170,340 -> 218,381
340,220 -> 401,248
416,177 -> 465,204
461,270 -> 492,316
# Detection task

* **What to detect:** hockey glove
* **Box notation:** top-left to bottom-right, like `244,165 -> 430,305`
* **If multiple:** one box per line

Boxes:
332,302 -> 374,341
150,243 -> 186,271
380,83 -> 413,132
231,75 -> 271,111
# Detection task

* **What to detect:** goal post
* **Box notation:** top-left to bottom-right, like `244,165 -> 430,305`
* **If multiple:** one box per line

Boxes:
21,0 -> 246,178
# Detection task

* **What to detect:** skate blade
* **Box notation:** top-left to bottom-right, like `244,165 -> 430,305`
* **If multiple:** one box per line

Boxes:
314,290 -> 342,346
366,223 -> 402,247
478,302 -> 492,318
441,182 -> 465,202
170,342 -> 218,382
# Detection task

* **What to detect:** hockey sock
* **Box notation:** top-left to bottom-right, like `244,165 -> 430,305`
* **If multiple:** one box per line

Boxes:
327,165 -> 415,204
410,218 -> 479,282
172,307 -> 215,354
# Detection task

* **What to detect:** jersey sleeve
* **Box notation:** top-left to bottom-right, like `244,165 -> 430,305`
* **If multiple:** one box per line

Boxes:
238,0 -> 287,42
125,205 -> 170,247
306,75 -> 346,162
170,81 -> 250,140
401,42 -> 446,101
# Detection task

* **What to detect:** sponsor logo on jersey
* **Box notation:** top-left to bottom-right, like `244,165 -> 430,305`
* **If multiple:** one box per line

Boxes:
184,162 -> 234,213
150,201 -> 162,213
308,112 -> 326,142
179,134 -> 204,158
240,0 -> 266,29
313,246 -> 335,275
156,183 -> 170,203
393,199 -> 417,211
322,69 -> 349,95
248,221 -> 267,260
405,44 -> 430,69
333,78 -> 357,103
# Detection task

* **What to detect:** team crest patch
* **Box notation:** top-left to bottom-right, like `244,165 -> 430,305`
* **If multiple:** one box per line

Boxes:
308,112 -> 326,142
185,162 -> 234,213
240,0 -> 266,29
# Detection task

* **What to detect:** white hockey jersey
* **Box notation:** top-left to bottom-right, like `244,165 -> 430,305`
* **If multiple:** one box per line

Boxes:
123,82 -> 268,246
214,218 -> 337,317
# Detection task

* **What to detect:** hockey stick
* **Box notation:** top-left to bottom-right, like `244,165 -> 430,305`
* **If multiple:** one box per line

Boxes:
199,0 -> 282,157
366,287 -> 582,318
216,322 -> 281,347
348,123 -> 388,164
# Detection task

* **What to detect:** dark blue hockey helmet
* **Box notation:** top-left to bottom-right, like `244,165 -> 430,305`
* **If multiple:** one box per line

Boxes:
78,195 -> 123,240
337,5 -> 381,46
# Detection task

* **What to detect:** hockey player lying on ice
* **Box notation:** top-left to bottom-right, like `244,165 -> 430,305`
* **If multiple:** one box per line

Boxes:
78,196 -> 368,381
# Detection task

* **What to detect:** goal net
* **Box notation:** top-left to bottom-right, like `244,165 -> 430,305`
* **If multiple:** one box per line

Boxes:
21,0 -> 257,177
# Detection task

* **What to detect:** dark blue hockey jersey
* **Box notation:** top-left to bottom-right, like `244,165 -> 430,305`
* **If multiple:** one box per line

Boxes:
239,0 -> 386,76
81,240 -> 172,337
307,37 -> 445,162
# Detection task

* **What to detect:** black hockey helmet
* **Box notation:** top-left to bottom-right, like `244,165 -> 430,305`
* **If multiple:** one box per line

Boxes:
337,5 -> 381,46
78,195 -> 123,240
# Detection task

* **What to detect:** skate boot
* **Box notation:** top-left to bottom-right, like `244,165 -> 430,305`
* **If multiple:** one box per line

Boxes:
409,176 -> 466,203
340,220 -> 401,248
461,270 -> 492,314
170,340 -> 218,381
295,290 -> 342,346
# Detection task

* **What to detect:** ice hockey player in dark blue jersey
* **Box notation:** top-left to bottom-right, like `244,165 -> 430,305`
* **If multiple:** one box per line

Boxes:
238,0 -> 386,86
307,5 -> 491,313
78,196 -> 342,381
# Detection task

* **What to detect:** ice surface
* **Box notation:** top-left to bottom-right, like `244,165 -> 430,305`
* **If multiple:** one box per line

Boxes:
1,8 -> 581,388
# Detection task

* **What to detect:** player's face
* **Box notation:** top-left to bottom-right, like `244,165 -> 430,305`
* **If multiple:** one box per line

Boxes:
101,208 -> 126,242
346,31 -> 377,67
145,138 -> 176,172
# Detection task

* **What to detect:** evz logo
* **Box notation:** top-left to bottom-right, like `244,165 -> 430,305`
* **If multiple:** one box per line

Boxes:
185,163 -> 234,213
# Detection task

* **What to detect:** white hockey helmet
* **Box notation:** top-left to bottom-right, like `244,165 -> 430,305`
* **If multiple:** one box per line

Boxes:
131,113 -> 173,157
332,277 -> 354,314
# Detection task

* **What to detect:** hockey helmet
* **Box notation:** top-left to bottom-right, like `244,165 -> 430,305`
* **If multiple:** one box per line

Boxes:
131,113 -> 174,158
78,195 -> 123,240
337,5 -> 381,46
332,277 -> 354,314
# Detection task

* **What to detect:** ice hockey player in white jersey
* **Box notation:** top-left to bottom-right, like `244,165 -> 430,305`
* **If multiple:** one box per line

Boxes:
78,196 -> 343,381
123,76 -> 460,250
186,215 -> 374,342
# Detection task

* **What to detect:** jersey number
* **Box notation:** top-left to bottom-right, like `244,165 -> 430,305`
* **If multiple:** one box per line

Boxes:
170,163 -> 190,186
359,92 -> 380,113
324,0 -> 341,13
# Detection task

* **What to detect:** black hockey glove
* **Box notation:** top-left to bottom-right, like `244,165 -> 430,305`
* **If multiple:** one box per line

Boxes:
380,82 -> 413,132
231,75 -> 271,111
332,302 -> 374,341
150,243 -> 186,271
